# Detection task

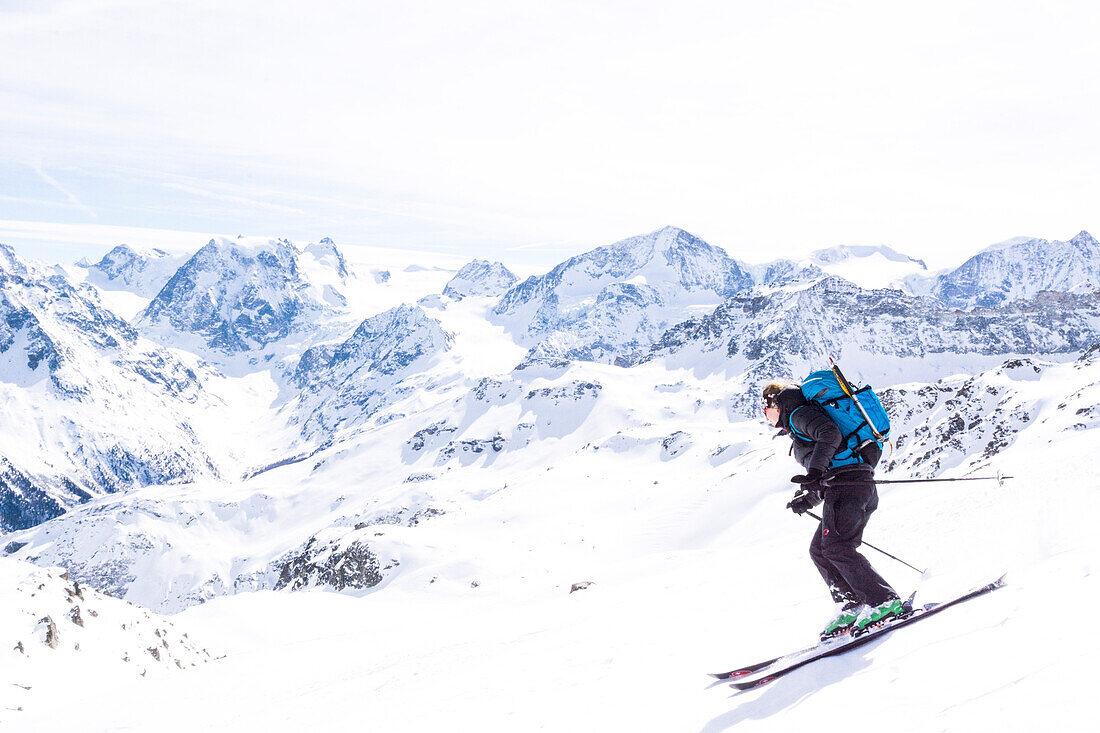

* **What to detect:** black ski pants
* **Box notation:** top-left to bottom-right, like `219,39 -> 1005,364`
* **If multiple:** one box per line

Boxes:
808,467 -> 899,608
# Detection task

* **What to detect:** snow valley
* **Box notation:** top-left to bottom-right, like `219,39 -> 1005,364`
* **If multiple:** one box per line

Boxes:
2,227 -> 1099,731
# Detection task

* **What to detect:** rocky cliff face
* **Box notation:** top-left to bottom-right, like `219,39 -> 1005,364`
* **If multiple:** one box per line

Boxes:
275,526 -> 390,592
878,359 -> 1039,477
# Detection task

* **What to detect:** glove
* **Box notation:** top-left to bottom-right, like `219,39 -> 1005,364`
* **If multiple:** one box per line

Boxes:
790,470 -> 826,495
787,487 -> 823,515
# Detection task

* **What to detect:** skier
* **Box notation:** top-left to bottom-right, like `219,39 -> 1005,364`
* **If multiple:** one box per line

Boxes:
761,378 -> 904,638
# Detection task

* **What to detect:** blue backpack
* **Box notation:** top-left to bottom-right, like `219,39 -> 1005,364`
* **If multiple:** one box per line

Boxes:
792,369 -> 891,468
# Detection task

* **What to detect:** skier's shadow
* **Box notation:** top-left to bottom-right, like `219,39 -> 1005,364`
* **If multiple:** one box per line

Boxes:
698,641 -> 881,733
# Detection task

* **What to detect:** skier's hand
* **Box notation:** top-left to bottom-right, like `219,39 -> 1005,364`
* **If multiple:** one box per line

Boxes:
787,488 -> 822,515
790,471 -> 825,496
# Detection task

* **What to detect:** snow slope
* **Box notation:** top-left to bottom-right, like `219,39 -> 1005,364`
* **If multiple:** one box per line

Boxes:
6,352 -> 1098,732
0,557 -> 214,728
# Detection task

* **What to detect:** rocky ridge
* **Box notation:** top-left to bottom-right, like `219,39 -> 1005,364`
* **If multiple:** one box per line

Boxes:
931,230 -> 1100,308
645,277 -> 1100,414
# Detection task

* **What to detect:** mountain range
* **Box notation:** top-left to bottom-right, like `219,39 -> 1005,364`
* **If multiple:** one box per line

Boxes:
4,226 -> 1099,538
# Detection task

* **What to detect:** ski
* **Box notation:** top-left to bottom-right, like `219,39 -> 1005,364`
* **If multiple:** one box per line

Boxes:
709,636 -> 843,680
708,591 -> 916,680
729,575 -> 1006,692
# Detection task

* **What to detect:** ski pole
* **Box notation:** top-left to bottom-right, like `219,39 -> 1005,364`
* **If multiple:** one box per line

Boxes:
826,472 -> 1014,488
803,510 -> 927,575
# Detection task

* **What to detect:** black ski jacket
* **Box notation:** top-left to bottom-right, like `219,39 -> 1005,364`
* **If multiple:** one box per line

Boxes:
774,385 -> 842,475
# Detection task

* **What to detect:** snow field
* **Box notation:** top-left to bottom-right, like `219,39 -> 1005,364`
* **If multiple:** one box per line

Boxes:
11,366 -> 1100,732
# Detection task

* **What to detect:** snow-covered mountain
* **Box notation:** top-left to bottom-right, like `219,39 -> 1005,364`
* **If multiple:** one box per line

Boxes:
5,341 -> 1098,730
0,244 -> 220,533
931,230 -> 1100,308
492,226 -> 755,365
75,244 -> 189,299
442,259 -> 517,300
290,304 -> 454,438
138,236 -> 351,354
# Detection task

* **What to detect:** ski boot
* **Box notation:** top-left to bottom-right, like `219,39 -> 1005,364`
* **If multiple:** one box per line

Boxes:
853,598 -> 906,634
820,602 -> 863,641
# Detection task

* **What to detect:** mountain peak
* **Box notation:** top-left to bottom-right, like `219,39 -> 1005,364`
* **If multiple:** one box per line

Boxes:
443,259 -> 517,300
641,226 -> 713,255
490,227 -> 755,364
138,236 -> 349,353
1070,230 -> 1097,247
0,242 -> 26,274
979,235 -> 1042,254
303,238 -> 350,281
75,243 -> 188,298
654,224 -> 692,240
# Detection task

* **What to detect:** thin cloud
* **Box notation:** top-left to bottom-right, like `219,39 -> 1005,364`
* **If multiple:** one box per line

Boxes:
505,239 -> 587,254
0,192 -> 80,209
30,164 -> 97,218
159,180 -> 306,217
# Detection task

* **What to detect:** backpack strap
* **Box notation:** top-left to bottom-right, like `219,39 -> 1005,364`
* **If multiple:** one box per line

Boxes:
787,405 -> 811,441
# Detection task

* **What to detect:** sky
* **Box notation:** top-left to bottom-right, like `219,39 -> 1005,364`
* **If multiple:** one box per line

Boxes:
1,0 -> 1098,271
